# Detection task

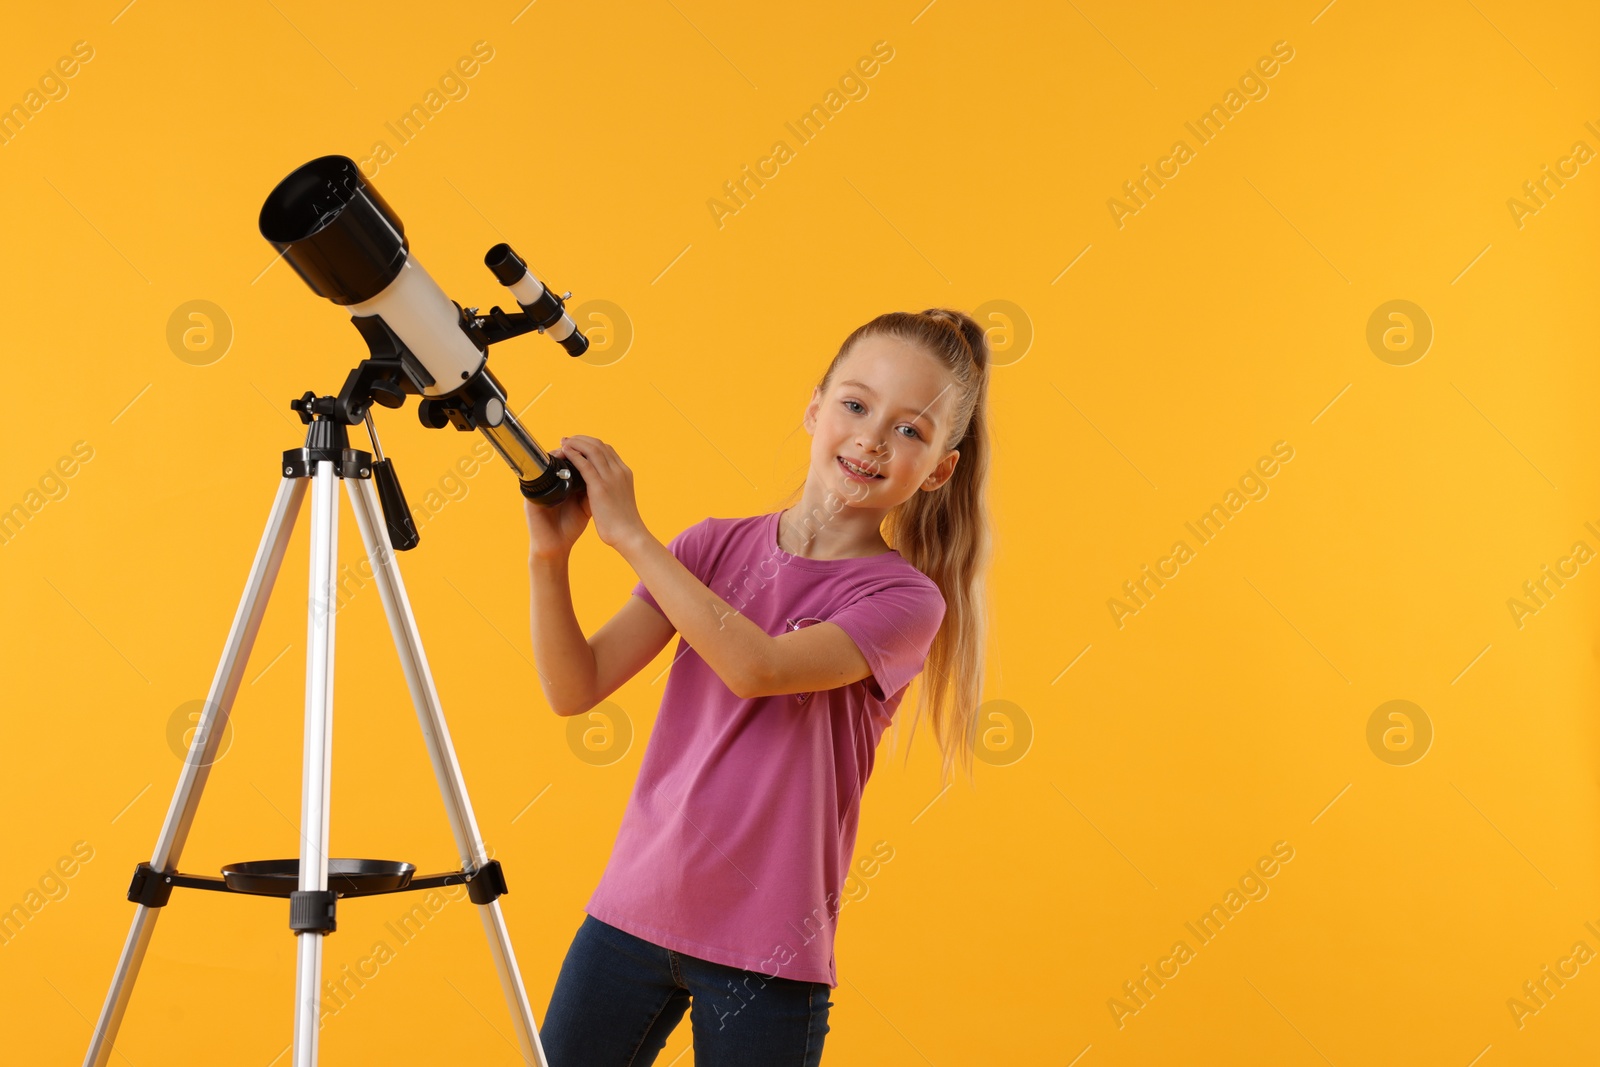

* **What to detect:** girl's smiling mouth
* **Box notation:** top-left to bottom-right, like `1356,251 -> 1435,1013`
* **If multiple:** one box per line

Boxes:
837,456 -> 883,481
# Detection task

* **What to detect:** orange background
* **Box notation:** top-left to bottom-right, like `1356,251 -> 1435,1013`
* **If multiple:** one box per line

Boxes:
2,1 -> 1598,1063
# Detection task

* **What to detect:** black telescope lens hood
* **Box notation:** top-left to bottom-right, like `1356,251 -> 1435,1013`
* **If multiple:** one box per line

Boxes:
259,155 -> 409,306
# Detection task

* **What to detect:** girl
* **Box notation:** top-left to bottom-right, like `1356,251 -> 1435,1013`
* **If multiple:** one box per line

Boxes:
525,308 -> 993,1066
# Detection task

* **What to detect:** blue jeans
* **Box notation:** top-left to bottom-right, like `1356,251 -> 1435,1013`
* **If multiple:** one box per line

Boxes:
540,914 -> 832,1066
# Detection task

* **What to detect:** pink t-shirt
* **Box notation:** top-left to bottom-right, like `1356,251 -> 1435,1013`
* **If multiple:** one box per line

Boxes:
584,509 -> 946,986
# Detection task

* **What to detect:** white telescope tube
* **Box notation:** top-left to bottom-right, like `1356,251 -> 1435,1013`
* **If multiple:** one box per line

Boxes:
348,256 -> 485,396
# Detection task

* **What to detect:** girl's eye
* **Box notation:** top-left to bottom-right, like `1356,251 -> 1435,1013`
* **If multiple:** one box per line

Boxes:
843,400 -> 919,439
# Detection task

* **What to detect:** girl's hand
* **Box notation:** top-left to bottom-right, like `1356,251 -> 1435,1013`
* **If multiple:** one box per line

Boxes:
557,435 -> 649,552
524,447 -> 592,560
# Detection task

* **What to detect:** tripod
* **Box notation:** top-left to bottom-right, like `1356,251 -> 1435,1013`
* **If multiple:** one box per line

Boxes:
83,407 -> 548,1066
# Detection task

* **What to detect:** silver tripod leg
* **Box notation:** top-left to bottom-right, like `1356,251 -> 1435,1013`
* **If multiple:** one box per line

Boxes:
84,476 -> 308,1067
344,475 -> 547,1067
292,461 -> 340,1064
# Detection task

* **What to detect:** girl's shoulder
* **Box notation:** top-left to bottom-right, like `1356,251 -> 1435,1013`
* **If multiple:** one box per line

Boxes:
670,513 -> 764,551
659,513 -> 768,580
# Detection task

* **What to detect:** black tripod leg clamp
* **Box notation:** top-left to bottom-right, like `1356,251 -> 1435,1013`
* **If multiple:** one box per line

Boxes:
127,863 -> 174,909
465,859 -> 509,905
289,890 -> 338,934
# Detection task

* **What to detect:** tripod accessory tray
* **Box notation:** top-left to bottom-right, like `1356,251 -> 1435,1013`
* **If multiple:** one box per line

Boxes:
224,858 -> 416,897
124,857 -> 509,933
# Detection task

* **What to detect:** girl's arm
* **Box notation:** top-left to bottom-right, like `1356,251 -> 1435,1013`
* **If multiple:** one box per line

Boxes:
528,554 -> 676,716
619,534 -> 874,698
526,474 -> 677,717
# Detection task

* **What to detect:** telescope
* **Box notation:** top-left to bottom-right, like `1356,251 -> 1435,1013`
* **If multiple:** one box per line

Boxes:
81,155 -> 577,1066
258,154 -> 586,550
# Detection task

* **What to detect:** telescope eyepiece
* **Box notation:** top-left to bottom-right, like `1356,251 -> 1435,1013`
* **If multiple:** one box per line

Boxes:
485,243 -> 529,287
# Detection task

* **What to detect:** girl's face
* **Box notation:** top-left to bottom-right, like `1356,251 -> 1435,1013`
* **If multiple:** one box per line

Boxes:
803,335 -> 963,505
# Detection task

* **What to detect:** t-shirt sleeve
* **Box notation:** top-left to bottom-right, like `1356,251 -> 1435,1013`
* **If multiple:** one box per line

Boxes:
631,519 -> 715,617
826,576 -> 947,702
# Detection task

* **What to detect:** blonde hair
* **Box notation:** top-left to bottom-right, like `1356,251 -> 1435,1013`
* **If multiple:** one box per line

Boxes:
780,308 -> 994,783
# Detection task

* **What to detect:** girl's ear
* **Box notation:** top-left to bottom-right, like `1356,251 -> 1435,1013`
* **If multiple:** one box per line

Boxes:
803,386 -> 823,432
923,449 -> 960,491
